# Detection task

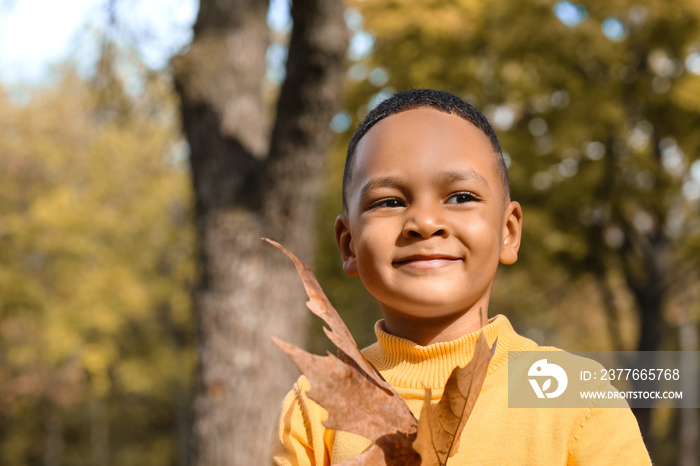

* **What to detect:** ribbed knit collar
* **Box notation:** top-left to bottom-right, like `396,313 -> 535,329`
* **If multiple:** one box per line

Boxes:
361,314 -> 537,390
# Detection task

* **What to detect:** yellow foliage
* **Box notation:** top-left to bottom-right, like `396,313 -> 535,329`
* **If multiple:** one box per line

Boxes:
0,59 -> 196,463
671,74 -> 700,112
354,0 -> 483,38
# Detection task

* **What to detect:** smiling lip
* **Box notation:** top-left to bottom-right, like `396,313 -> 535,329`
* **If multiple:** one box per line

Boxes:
393,255 -> 461,270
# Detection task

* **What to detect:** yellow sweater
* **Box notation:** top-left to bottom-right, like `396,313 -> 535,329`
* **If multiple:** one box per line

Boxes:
271,315 -> 651,465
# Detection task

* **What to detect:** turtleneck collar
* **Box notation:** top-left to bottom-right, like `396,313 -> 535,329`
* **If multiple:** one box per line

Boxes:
361,314 -> 537,390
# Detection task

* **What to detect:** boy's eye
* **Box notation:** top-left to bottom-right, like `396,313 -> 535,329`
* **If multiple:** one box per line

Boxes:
370,198 -> 405,209
446,192 -> 477,204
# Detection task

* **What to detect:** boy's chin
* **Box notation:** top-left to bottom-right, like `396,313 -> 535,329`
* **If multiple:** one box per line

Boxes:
378,297 -> 485,323
374,284 -> 490,312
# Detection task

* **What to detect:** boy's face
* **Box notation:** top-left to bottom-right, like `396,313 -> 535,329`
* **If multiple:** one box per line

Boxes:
335,107 -> 522,324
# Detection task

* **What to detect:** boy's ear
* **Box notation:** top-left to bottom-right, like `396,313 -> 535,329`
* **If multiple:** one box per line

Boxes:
334,214 -> 359,277
499,201 -> 523,265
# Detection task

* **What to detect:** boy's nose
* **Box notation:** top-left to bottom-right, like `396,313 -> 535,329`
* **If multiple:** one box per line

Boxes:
402,205 -> 447,239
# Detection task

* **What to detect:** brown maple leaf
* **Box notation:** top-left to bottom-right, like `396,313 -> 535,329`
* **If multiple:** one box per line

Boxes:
412,333 -> 497,465
263,238 -> 397,395
265,238 -> 418,464
265,238 -> 496,465
272,338 -> 420,465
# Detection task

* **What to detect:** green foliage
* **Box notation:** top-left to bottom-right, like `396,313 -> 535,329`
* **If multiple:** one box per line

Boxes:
0,57 -> 195,464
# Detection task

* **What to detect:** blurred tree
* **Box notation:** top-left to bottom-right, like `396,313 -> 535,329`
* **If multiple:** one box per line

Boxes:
0,53 -> 195,464
171,0 -> 348,464
331,0 -> 700,459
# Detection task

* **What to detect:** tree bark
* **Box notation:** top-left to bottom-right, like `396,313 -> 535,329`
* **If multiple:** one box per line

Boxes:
90,400 -> 109,466
622,223 -> 669,455
44,407 -> 63,466
678,316 -> 699,466
172,0 -> 347,464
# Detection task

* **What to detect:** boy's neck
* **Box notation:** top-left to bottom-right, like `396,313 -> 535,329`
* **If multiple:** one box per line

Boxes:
381,306 -> 489,346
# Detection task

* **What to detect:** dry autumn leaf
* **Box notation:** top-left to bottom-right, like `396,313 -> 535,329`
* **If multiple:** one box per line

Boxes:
412,333 -> 497,465
265,238 -> 497,465
265,238 -> 418,464
263,238 -> 399,396
272,338 -> 421,465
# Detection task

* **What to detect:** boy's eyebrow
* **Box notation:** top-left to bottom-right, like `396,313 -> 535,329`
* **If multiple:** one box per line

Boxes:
358,176 -> 403,200
438,169 -> 491,191
358,169 -> 491,201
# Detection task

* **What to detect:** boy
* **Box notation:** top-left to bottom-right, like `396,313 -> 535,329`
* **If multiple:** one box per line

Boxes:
271,89 -> 650,464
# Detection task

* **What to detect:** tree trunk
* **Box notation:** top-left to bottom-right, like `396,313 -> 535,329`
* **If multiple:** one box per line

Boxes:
90,400 -> 109,466
172,1 -> 347,464
678,316 -> 698,466
44,407 -> 63,466
624,227 -> 669,456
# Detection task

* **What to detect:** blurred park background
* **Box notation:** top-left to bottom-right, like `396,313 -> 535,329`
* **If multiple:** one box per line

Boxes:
1,0 -> 699,464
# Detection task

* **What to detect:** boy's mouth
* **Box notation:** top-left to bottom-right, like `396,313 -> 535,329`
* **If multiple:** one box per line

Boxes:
392,254 -> 461,270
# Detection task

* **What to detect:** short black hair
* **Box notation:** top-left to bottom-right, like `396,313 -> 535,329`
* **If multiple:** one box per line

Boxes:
342,89 -> 510,210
